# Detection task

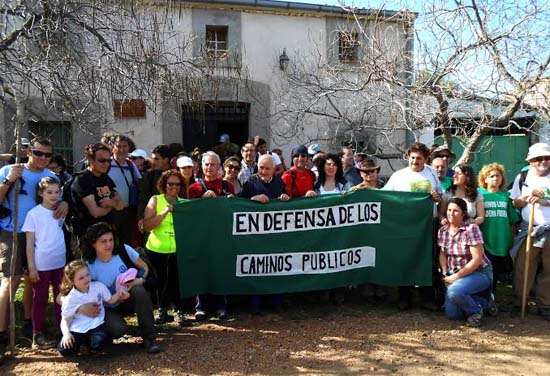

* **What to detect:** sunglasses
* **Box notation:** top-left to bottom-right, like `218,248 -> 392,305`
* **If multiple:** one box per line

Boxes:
95,158 -> 111,164
166,182 -> 181,187
31,150 -> 53,158
533,156 -> 550,162
227,165 -> 241,171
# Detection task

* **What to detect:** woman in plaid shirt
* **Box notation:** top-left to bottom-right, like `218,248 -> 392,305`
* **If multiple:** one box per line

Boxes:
438,197 -> 494,327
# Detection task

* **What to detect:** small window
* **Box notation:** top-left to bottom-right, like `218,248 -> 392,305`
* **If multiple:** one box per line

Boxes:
113,99 -> 146,119
205,25 -> 228,59
338,31 -> 359,63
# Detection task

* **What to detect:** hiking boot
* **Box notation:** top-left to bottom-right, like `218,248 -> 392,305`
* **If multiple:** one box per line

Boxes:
216,309 -> 228,320
466,311 -> 483,328
154,308 -> 174,325
32,332 -> 55,349
22,319 -> 33,339
194,310 -> 207,322
143,337 -> 161,354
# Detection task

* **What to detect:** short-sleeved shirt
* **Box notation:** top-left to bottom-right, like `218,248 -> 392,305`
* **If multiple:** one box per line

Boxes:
21,204 -> 66,271
510,168 -> 550,225
70,170 -> 117,234
438,222 -> 490,271
383,165 -> 442,217
478,188 -> 520,257
0,165 -> 57,232
87,245 -> 139,299
281,167 -> 316,198
240,174 -> 287,199
61,281 -> 112,333
108,159 -> 141,207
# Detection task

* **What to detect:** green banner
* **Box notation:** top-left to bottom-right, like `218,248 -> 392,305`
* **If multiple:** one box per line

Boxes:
174,189 -> 433,298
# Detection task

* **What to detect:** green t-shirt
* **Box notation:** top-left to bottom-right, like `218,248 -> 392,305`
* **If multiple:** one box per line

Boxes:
478,188 -> 520,257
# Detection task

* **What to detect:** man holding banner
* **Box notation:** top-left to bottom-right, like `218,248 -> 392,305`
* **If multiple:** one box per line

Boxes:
383,142 -> 442,311
189,151 -> 233,321
240,154 -> 289,313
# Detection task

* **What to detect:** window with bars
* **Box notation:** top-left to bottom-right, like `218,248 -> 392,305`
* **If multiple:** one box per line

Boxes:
338,31 -> 359,63
205,25 -> 228,59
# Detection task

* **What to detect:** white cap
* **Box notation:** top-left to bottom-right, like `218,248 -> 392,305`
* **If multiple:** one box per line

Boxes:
308,144 -> 321,156
177,156 -> 194,168
526,143 -> 550,161
130,149 -> 148,159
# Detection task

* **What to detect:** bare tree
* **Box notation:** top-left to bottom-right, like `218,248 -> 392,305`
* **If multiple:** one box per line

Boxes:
272,0 -> 550,164
1,0 -> 250,356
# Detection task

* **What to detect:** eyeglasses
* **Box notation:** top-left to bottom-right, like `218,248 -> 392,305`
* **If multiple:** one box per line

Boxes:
166,182 -> 181,187
533,156 -> 550,162
227,165 -> 241,171
31,150 -> 53,158
95,158 -> 111,164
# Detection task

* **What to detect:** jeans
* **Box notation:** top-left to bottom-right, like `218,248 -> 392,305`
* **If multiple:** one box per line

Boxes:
445,266 -> 493,320
32,267 -> 64,334
57,323 -> 109,356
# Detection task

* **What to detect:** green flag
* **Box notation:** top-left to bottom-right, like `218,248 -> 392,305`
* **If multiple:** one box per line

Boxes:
174,189 -> 433,298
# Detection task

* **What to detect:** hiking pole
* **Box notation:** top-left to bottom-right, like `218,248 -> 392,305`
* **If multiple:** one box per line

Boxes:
521,203 -> 536,321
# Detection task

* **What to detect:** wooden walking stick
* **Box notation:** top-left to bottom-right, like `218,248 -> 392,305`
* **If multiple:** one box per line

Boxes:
521,203 -> 536,320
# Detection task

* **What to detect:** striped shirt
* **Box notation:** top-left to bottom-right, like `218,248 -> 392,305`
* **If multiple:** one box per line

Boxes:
437,222 -> 490,271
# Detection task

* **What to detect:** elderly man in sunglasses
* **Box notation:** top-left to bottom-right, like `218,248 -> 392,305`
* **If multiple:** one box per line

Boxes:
511,142 -> 550,320
0,136 -> 68,352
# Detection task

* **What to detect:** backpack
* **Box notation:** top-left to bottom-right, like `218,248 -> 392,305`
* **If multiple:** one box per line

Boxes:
289,169 -> 316,196
61,171 -> 84,234
507,170 -> 528,191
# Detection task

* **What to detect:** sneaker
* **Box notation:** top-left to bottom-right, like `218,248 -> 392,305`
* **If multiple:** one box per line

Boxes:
143,338 -> 161,354
22,319 -> 33,339
194,310 -> 207,321
174,310 -> 192,327
216,309 -> 228,320
486,298 -> 499,317
466,311 -> 483,328
155,308 -> 174,325
32,332 -> 55,349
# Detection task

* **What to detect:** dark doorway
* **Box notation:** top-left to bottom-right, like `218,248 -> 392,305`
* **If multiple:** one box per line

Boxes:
181,101 -> 249,152
28,120 -> 73,167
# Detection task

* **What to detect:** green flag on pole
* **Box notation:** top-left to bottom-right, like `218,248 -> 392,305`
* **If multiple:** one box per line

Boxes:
174,189 -> 433,298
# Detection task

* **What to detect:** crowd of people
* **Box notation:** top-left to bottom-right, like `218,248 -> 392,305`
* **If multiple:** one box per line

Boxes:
0,132 -> 548,358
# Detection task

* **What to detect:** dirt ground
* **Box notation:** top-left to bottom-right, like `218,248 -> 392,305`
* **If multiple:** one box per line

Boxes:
3,290 -> 550,376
